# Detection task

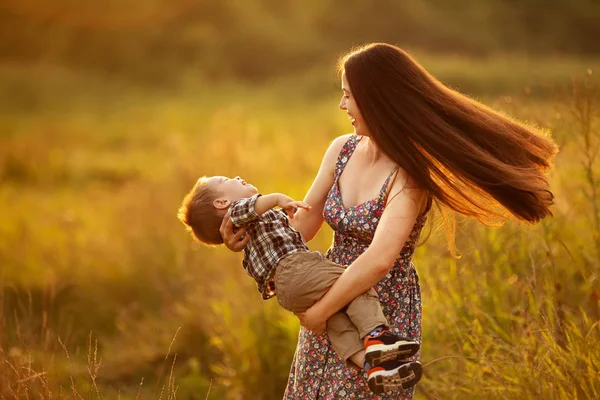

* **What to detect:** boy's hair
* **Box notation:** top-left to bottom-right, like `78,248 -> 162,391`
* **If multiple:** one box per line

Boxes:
177,177 -> 224,245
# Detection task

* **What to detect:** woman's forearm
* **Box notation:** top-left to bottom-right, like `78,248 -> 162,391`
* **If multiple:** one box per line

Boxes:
291,208 -> 324,242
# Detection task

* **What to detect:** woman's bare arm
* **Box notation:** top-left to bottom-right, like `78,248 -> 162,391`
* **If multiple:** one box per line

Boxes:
304,180 -> 426,322
289,134 -> 351,241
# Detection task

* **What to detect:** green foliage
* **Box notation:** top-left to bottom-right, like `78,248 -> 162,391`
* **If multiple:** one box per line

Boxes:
1,60 -> 599,399
1,0 -> 600,84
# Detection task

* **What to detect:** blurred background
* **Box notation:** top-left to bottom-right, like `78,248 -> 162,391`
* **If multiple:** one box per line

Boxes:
1,1 -> 599,399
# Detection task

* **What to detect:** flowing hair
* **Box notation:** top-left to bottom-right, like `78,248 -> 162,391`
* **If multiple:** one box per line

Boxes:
340,43 -> 558,226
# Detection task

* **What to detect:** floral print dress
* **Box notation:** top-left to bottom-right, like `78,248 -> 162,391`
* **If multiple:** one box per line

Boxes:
284,135 -> 429,399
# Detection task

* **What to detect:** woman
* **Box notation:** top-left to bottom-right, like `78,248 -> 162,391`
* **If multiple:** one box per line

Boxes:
221,43 -> 557,399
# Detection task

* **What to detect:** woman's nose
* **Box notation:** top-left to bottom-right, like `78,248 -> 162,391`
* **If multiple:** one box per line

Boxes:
339,98 -> 346,110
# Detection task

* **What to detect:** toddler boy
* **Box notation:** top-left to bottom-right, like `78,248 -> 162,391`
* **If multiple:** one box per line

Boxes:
177,175 -> 423,393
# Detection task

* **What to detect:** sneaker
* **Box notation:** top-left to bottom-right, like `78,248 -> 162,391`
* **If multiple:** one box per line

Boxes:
364,330 -> 420,366
367,360 -> 423,394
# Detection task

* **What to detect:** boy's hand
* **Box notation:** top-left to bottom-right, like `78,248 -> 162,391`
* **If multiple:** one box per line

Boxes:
277,194 -> 311,219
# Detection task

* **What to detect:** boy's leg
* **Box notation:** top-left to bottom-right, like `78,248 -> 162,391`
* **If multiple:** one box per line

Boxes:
274,251 -> 345,312
344,292 -> 423,393
326,312 -> 366,368
340,331 -> 424,394
332,291 -> 424,393
281,253 -> 418,368
346,289 -> 421,365
275,252 -> 420,375
349,349 -> 366,368
275,252 -> 365,367
344,288 -> 387,339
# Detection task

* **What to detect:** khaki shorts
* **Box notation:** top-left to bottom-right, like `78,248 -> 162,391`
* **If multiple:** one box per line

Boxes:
274,251 -> 387,363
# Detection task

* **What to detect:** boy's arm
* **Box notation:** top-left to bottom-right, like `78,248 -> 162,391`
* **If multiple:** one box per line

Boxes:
230,194 -> 311,226
229,194 -> 264,226
254,193 -> 284,215
257,193 -> 311,219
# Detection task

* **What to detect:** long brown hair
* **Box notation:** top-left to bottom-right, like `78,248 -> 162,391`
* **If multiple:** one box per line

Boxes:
341,43 -> 558,225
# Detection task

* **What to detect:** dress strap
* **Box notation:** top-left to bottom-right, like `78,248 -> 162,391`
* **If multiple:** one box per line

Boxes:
380,166 -> 400,202
334,135 -> 362,181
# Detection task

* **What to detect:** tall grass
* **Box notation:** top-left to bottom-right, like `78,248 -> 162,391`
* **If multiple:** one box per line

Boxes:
417,72 -> 600,399
1,61 -> 599,399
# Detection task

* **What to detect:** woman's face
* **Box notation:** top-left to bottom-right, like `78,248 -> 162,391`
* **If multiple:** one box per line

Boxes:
339,72 -> 370,136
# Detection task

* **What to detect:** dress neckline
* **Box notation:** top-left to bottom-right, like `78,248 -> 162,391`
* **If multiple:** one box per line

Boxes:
334,135 -> 398,211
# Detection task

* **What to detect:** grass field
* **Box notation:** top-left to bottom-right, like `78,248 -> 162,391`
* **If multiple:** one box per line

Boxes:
1,55 -> 599,399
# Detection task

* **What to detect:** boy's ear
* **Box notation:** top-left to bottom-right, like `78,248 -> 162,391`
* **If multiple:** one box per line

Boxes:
213,198 -> 231,210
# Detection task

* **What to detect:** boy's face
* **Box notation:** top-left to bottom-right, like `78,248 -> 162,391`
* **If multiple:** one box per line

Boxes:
206,176 -> 259,211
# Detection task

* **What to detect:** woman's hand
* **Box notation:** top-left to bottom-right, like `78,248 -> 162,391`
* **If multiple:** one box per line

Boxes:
219,212 -> 250,252
295,304 -> 327,334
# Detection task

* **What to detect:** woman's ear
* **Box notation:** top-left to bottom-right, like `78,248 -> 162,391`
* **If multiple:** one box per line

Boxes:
213,198 -> 231,210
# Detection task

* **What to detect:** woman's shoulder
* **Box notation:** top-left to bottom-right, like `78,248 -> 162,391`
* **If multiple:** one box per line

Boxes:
321,134 -> 354,162
330,133 -> 354,150
313,134 -> 355,177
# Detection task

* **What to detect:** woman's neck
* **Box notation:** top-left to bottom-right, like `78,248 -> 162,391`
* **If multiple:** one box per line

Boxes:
362,136 -> 388,164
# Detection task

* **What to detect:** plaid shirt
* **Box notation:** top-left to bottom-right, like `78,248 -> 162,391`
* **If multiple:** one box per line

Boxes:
230,194 -> 308,299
